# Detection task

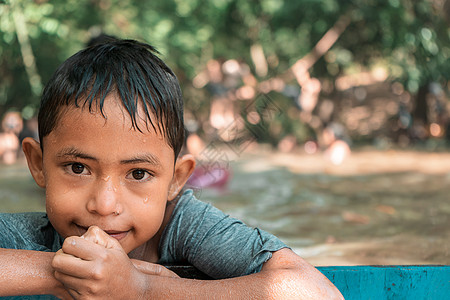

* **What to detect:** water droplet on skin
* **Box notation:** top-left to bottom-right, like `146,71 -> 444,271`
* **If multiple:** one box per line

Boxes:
143,197 -> 149,204
103,176 -> 110,182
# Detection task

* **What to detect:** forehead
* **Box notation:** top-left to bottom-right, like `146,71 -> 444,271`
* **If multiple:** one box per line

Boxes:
44,96 -> 174,161
55,92 -> 164,136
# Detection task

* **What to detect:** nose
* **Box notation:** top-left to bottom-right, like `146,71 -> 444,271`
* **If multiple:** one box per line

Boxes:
86,177 -> 122,216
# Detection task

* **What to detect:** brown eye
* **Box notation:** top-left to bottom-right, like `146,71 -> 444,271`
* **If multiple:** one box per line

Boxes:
126,169 -> 152,182
132,169 -> 146,180
71,163 -> 85,174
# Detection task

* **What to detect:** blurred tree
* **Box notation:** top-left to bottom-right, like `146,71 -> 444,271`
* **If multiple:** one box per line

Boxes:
0,0 -> 448,145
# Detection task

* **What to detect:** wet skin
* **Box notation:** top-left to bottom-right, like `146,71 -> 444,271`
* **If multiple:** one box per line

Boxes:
20,95 -> 343,299
23,95 -> 195,258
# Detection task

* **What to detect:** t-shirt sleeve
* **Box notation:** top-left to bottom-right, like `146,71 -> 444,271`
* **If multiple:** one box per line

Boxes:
0,212 -> 61,252
158,190 -> 288,279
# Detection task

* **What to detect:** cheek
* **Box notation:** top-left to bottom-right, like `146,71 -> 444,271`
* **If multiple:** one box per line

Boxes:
45,200 -> 73,239
132,199 -> 167,233
135,201 -> 166,227
45,181 -> 82,231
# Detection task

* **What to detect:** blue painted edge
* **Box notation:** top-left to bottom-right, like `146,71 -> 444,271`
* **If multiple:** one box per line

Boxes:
317,265 -> 450,300
2,265 -> 449,299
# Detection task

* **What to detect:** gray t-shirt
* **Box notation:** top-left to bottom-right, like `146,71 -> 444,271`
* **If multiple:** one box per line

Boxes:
158,189 -> 287,278
0,189 -> 287,280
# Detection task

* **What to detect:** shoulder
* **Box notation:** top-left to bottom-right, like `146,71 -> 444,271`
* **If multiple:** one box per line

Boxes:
0,212 -> 49,232
158,190 -> 227,257
0,211 -> 47,221
0,212 -> 61,251
159,190 -> 288,278
171,189 -> 221,221
166,189 -> 234,239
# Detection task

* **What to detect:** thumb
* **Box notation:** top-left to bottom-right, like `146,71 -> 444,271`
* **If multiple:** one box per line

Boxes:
131,259 -> 180,278
81,226 -> 121,249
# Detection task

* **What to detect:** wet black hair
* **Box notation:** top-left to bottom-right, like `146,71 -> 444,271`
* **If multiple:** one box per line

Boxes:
86,33 -> 117,48
38,39 -> 184,158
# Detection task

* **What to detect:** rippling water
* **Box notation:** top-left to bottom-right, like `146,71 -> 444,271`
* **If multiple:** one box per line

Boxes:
195,150 -> 450,266
2,150 -> 449,266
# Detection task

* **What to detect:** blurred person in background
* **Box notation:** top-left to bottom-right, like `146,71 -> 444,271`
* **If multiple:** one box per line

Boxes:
0,111 -> 23,165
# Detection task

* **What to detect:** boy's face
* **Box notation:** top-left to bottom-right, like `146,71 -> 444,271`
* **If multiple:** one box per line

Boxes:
24,96 -> 194,254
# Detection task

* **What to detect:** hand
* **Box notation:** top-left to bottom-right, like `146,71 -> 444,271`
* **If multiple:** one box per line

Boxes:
80,225 -> 117,249
51,283 -> 75,300
131,258 -> 179,278
80,226 -> 179,278
52,226 -> 147,299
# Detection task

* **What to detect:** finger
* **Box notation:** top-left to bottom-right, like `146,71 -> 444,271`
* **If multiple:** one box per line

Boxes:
67,288 -> 81,300
54,270 -> 86,296
52,250 -> 96,279
52,282 -> 77,300
131,259 -> 179,278
62,236 -> 108,261
82,226 -> 121,249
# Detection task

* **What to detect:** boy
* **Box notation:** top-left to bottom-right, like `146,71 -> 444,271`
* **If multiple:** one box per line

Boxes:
0,39 -> 343,299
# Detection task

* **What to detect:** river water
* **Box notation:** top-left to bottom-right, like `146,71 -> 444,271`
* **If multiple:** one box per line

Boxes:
1,149 -> 449,266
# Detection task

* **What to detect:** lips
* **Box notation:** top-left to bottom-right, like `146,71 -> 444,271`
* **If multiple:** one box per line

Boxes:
75,224 -> 129,241
103,230 -> 128,240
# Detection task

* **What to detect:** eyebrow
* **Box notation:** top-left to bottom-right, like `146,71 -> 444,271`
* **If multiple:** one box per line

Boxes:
120,154 -> 162,167
56,147 -> 97,161
56,147 -> 162,167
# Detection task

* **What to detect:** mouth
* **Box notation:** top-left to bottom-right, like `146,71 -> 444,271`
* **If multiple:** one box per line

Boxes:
75,224 -> 129,241
103,230 -> 128,241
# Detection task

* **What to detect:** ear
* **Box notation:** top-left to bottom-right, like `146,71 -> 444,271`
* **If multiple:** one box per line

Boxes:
168,154 -> 196,201
22,137 -> 46,188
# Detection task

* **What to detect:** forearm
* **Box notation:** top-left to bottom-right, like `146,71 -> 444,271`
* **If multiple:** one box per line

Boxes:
142,268 -> 342,299
0,248 -> 64,297
142,249 -> 343,299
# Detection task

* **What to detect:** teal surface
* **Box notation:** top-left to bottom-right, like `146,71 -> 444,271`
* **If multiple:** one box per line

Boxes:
318,265 -> 450,300
2,265 -> 449,299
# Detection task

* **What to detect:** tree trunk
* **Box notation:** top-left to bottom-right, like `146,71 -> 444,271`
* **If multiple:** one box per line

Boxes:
412,83 -> 429,126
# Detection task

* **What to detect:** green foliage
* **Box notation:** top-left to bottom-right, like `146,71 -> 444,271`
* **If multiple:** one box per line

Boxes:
0,0 -> 448,145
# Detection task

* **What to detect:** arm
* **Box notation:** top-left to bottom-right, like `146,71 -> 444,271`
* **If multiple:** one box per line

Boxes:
0,246 -> 170,298
0,248 -> 71,299
51,227 -> 179,299
0,212 -> 170,298
141,248 -> 343,299
53,228 -> 343,299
